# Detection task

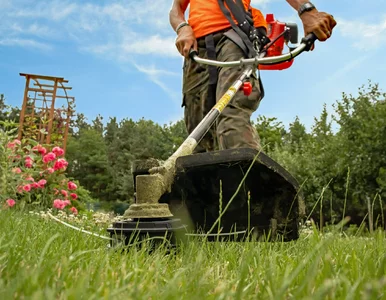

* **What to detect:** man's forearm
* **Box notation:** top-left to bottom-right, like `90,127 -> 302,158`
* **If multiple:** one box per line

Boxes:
169,0 -> 190,32
286,0 -> 314,11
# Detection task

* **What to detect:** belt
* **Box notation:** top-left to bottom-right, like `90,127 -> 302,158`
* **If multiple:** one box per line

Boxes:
197,27 -> 231,48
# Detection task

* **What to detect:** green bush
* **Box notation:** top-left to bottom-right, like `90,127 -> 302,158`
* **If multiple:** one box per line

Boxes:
0,124 -> 93,213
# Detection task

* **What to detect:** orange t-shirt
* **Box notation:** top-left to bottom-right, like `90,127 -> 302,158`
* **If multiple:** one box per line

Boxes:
188,0 -> 267,39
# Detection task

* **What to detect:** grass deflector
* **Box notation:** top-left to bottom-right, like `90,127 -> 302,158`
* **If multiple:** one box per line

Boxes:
107,19 -> 319,247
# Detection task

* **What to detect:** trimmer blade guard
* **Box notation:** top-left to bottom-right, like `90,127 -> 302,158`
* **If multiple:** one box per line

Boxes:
107,218 -> 187,249
133,148 -> 305,242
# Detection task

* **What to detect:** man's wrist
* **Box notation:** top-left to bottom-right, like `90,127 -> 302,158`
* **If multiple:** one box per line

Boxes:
298,2 -> 316,16
176,21 -> 190,34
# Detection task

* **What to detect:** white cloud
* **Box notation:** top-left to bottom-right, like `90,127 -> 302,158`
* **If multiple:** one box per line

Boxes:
8,0 -> 172,30
133,63 -> 181,103
337,15 -> 386,50
0,38 -> 52,50
80,34 -> 180,63
132,64 -> 180,77
0,0 -> 12,9
2,0 -> 179,58
80,43 -> 115,56
251,0 -> 274,7
7,23 -> 55,38
320,54 -> 370,87
121,35 -> 179,57
10,0 -> 78,21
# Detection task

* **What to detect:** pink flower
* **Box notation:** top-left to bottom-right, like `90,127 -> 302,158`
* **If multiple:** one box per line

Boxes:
46,167 -> 54,174
22,184 -> 31,192
53,199 -> 71,210
61,190 -> 68,197
70,207 -> 78,215
53,158 -> 68,171
52,146 -> 64,157
32,144 -> 47,155
53,199 -> 65,209
12,167 -> 22,174
25,157 -> 33,168
25,176 -> 34,182
6,199 -> 16,207
43,152 -> 56,163
70,193 -> 78,200
6,139 -> 19,150
17,185 -> 23,193
37,179 -> 47,188
31,182 -> 40,189
68,181 -> 77,190
7,142 -> 15,149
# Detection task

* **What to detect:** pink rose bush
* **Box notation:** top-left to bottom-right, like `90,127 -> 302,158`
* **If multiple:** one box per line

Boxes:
1,136 -> 84,215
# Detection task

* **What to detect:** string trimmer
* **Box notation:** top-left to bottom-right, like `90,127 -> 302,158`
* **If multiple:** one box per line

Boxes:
107,14 -> 318,247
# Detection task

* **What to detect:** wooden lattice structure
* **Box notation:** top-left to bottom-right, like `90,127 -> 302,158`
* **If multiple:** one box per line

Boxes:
18,73 -> 75,153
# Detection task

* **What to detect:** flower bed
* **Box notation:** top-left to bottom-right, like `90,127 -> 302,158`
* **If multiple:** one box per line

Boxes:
1,132 -> 89,214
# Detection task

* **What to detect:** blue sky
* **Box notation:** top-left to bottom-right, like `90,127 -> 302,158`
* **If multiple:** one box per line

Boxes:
1,0 -> 385,131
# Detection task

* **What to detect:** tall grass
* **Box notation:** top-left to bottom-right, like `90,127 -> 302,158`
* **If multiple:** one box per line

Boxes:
0,210 -> 385,299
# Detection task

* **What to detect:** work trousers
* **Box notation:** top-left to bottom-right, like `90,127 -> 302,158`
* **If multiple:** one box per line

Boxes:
181,31 -> 264,153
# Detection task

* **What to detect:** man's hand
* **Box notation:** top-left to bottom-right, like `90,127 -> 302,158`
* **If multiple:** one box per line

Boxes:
169,0 -> 196,57
175,25 -> 197,58
300,9 -> 337,49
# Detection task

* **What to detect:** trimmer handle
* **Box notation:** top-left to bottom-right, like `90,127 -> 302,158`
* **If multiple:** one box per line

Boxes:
301,32 -> 318,51
189,49 -> 199,60
189,32 -> 316,58
188,32 -> 319,67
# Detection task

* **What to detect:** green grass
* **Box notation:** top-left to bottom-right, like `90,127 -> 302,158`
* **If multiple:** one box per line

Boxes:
0,210 -> 385,299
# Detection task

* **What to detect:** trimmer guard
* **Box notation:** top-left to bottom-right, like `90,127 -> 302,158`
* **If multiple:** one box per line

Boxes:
133,148 -> 305,242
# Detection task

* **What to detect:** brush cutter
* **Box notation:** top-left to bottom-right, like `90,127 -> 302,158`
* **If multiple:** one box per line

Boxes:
107,23 -> 318,248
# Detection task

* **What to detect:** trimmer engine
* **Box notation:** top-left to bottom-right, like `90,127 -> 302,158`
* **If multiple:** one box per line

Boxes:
259,13 -> 299,70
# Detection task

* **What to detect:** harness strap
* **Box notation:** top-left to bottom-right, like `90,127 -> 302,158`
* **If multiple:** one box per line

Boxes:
217,0 -> 257,58
216,0 -> 268,101
204,34 -> 218,114
223,29 -> 248,55
227,0 -> 252,35
200,1 -> 269,119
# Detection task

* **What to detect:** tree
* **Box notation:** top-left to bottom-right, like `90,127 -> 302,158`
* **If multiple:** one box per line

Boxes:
0,94 -> 20,129
285,116 -> 309,150
331,81 -> 386,226
69,113 -> 90,136
254,115 -> 286,153
162,119 -> 188,156
65,128 -> 112,200
92,114 -> 104,135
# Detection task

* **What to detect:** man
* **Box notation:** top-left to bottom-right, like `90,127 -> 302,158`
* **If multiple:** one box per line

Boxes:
169,0 -> 336,153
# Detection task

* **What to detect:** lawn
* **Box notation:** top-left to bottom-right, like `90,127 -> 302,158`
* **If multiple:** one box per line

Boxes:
0,209 -> 385,299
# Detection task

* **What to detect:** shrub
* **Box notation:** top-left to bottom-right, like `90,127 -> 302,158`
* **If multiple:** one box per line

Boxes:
0,126 -> 93,213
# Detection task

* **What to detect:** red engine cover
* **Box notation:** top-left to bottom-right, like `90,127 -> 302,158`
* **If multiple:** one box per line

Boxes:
259,14 -> 294,71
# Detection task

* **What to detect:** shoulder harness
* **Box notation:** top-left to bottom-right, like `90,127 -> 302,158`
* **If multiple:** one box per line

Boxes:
202,0 -> 269,115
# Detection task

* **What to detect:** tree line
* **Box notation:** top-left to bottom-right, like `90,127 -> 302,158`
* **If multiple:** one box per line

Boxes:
1,81 -> 385,229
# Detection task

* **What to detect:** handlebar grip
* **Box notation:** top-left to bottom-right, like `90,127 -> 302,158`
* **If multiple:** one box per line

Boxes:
189,49 -> 199,60
301,33 -> 317,51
